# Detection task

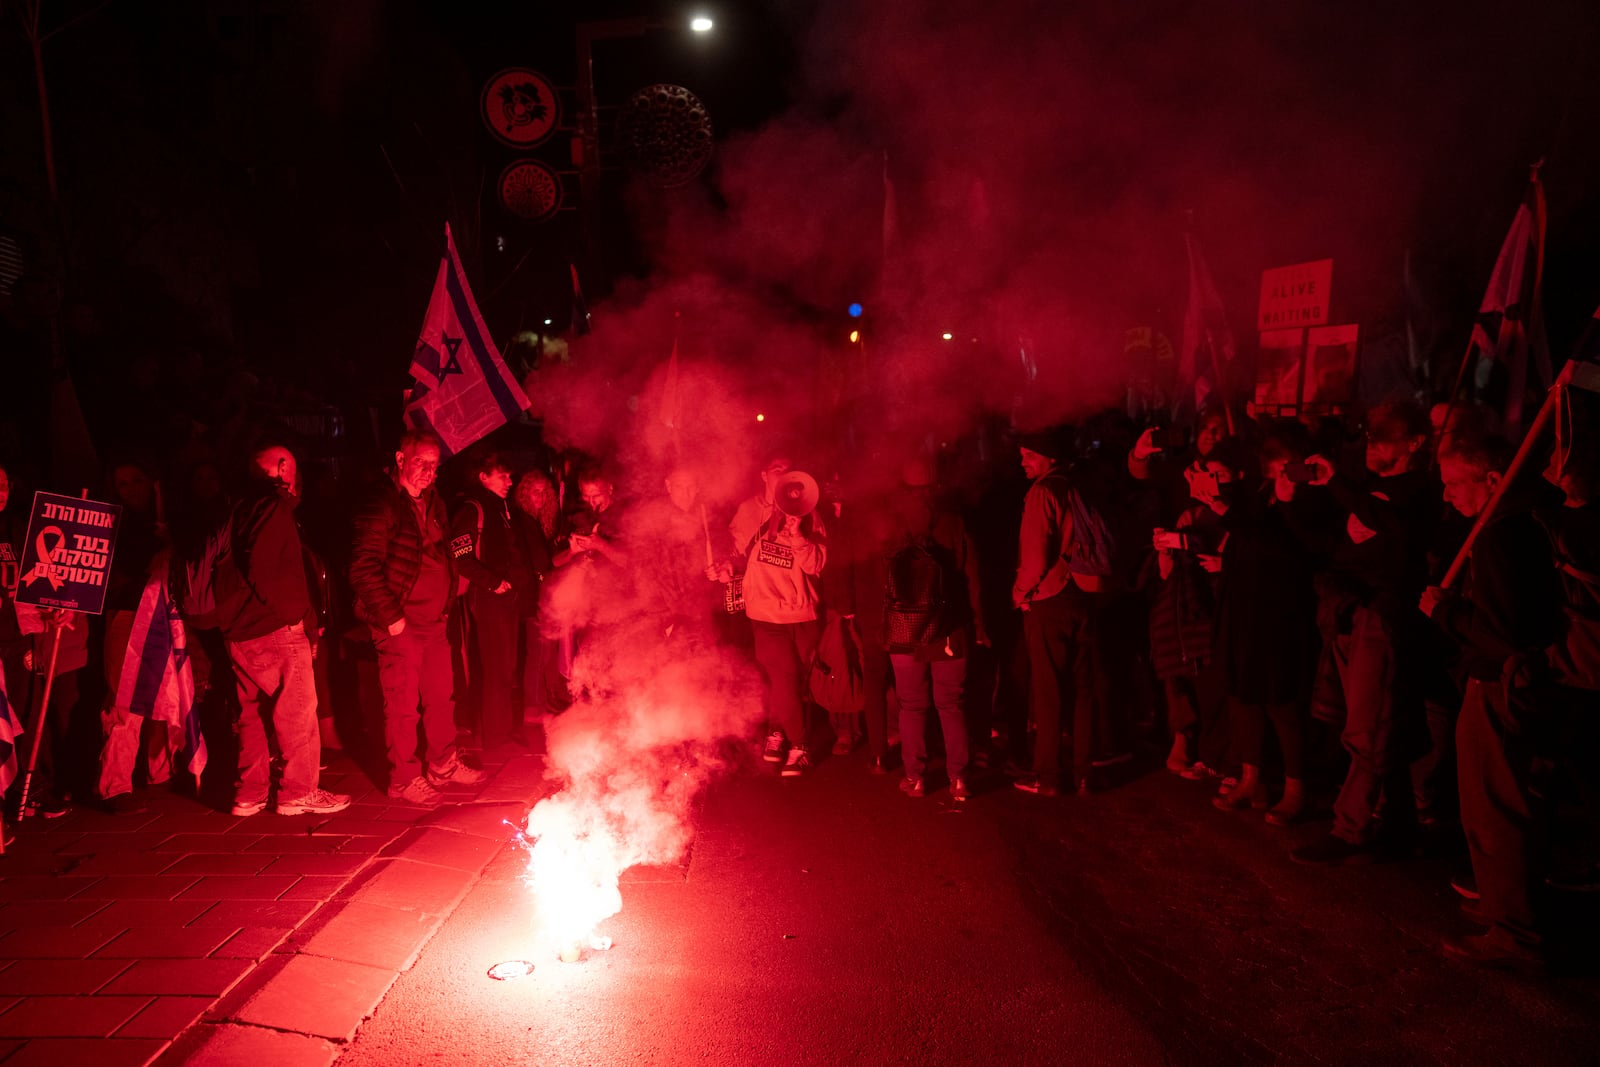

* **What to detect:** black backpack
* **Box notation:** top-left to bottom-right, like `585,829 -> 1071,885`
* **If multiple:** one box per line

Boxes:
885,537 -> 945,648
175,512 -> 247,632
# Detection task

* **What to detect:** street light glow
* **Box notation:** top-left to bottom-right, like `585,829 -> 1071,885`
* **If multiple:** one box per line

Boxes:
690,15 -> 713,32
941,332 -> 954,341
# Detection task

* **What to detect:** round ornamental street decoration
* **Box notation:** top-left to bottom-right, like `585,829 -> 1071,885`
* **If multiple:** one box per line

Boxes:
616,84 -> 714,188
499,160 -> 562,222
482,68 -> 560,148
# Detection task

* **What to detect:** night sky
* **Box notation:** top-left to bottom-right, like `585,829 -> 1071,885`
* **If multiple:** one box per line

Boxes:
3,0 -> 1598,434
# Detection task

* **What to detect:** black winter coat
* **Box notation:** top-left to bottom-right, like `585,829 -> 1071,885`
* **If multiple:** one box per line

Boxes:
349,477 -> 454,631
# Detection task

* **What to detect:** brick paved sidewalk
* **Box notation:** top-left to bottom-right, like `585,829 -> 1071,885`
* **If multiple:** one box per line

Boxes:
0,747 -> 545,1067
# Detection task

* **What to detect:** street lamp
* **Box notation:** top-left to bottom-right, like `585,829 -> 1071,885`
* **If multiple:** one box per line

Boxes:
574,15 -> 713,290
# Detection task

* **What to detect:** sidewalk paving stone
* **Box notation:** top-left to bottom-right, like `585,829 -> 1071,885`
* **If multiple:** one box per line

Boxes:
101,957 -> 254,997
151,833 -> 262,853
0,854 -> 73,876
58,853 -> 181,877
256,854 -> 369,877
0,994 -> 151,1037
309,816 -> 407,837
0,747 -> 521,1065
209,926 -> 292,960
0,876 -> 99,901
331,835 -> 392,854
379,826 -> 505,871
56,832 -> 177,855
472,754 -> 544,804
0,1036 -> 165,1067
74,875 -> 203,901
298,901 -> 437,972
0,901 -> 109,930
279,876 -> 348,900
174,874 -> 301,900
156,1021 -> 337,1067
0,959 -> 133,995
421,801 -> 529,840
0,926 -> 124,959
93,926 -> 239,959
84,900 -> 213,929
113,995 -> 211,1040
161,854 -> 277,876
188,899 -> 320,929
242,835 -> 349,854
339,857 -> 475,915
233,953 -> 394,1042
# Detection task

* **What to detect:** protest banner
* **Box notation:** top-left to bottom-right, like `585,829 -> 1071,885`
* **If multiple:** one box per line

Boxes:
11,492 -> 120,826
15,492 -> 120,615
1258,259 -> 1333,332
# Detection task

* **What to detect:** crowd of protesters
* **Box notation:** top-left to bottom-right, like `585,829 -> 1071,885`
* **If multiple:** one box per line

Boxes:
1,360 -> 1598,974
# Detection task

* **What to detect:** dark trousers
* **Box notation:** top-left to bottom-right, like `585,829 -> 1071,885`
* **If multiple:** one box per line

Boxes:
1412,697 -> 1460,826
463,590 -> 518,747
1227,697 -> 1306,779
1023,587 -> 1099,786
1458,678 -> 1543,947
374,622 -> 457,787
1331,606 -> 1419,843
751,617 -> 824,748
860,639 -> 891,760
1166,661 -> 1229,769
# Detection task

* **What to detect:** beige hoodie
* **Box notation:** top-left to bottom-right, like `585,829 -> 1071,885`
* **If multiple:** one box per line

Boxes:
730,497 -> 826,624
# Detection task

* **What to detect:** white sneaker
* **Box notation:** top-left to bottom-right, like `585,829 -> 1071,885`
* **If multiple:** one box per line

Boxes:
426,753 -> 487,788
781,747 -> 811,777
388,776 -> 444,808
276,788 -> 353,816
231,799 -> 267,817
762,731 -> 787,763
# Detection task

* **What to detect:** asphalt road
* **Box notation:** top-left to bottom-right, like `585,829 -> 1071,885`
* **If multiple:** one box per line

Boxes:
337,750 -> 1600,1066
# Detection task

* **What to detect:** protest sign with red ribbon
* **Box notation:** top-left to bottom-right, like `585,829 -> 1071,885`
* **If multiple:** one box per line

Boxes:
15,491 -> 120,615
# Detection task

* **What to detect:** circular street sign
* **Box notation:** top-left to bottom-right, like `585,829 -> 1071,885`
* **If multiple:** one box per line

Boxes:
616,84 -> 714,188
481,68 -> 560,148
498,160 -> 562,223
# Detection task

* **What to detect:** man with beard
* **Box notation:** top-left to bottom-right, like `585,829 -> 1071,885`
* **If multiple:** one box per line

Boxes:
224,444 -> 351,817
351,430 -> 485,807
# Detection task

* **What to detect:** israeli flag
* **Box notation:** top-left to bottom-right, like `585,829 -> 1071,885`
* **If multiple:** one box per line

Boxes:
0,658 -> 20,796
114,556 -> 206,783
405,223 -> 532,456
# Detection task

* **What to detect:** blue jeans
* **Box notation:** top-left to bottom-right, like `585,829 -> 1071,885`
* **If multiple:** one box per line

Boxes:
228,622 -> 320,804
891,653 -> 969,781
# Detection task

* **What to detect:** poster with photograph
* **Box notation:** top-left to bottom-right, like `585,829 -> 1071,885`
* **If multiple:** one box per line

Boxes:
1253,328 -> 1305,411
1303,324 -> 1360,411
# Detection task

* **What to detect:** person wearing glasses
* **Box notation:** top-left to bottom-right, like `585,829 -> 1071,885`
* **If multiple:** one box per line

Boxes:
350,429 -> 485,808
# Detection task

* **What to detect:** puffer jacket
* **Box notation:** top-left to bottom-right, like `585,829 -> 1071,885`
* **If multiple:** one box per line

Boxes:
349,475 -> 454,630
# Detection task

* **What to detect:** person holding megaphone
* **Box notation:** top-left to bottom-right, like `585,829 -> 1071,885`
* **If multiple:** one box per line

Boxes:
717,455 -> 828,776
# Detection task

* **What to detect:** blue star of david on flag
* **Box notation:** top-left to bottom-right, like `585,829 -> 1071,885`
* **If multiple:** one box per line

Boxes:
404,224 -> 531,456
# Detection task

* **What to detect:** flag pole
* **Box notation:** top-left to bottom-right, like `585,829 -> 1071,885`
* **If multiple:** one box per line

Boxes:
1440,359 -> 1594,589
699,503 -> 715,570
15,622 -> 64,823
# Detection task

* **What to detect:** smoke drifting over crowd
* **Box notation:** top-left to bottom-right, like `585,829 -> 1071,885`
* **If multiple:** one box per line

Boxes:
514,0 -> 1600,955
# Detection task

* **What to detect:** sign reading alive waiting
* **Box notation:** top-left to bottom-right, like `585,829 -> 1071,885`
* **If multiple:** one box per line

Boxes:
15,492 -> 121,615
1258,259 -> 1334,332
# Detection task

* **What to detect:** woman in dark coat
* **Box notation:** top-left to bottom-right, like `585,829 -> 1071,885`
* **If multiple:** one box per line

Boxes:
1210,426 -> 1323,824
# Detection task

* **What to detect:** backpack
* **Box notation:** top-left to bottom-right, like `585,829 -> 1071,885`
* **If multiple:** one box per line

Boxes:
1547,558 -> 1600,692
175,514 -> 246,632
1064,484 -> 1116,579
884,537 -> 945,648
